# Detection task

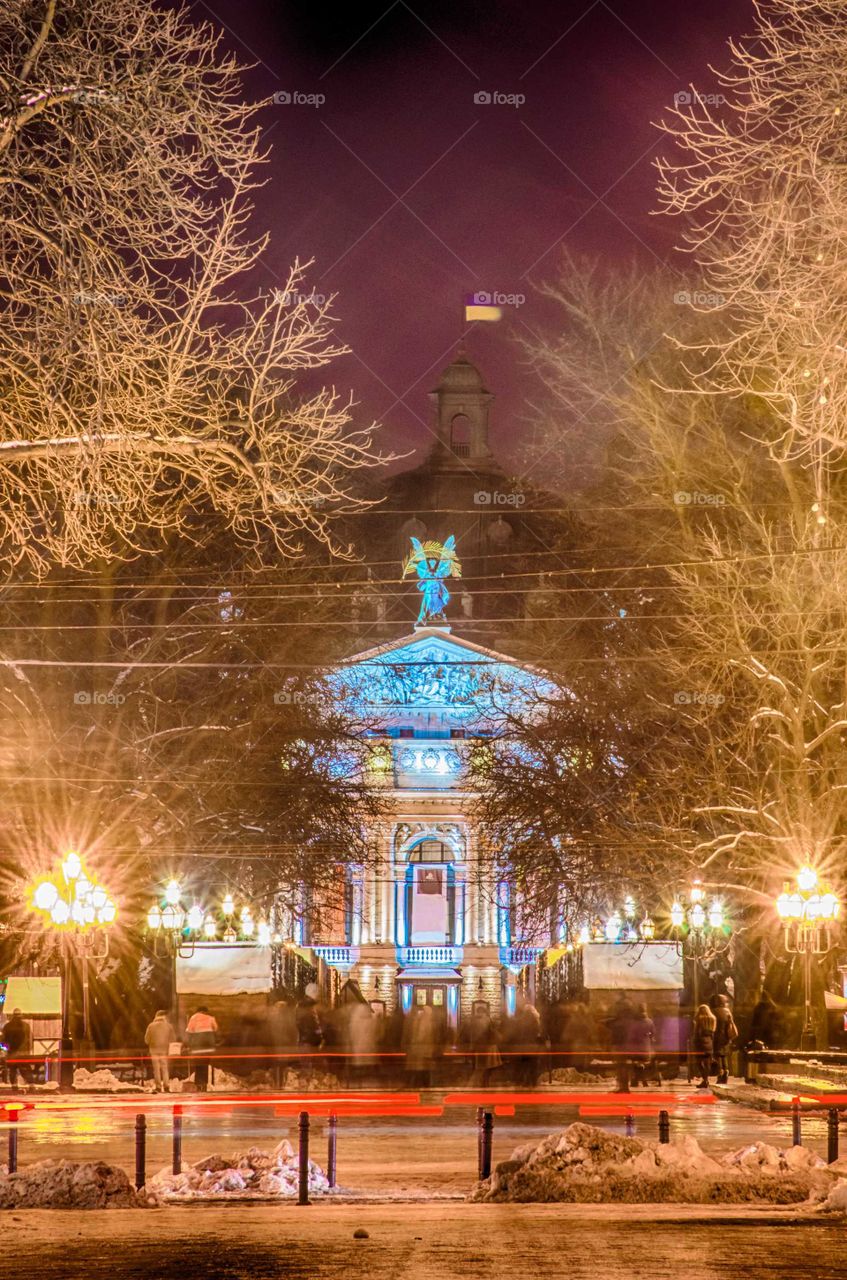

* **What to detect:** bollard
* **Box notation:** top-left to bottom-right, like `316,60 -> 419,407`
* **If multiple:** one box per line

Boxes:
172,1104 -> 183,1176
298,1111 -> 310,1206
625,1112 -> 635,1139
327,1112 -> 337,1189
791,1097 -> 802,1147
658,1110 -> 670,1145
480,1111 -> 494,1181
828,1108 -> 840,1165
7,1108 -> 18,1175
476,1105 -> 484,1179
135,1114 -> 146,1190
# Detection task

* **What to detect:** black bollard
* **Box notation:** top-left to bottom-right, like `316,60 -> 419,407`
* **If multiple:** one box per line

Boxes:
298,1110 -> 310,1205
480,1111 -> 494,1180
172,1104 -> 183,1176
476,1105 -> 484,1178
625,1112 -> 635,1138
828,1108 -> 839,1165
7,1108 -> 18,1175
791,1097 -> 802,1147
658,1110 -> 670,1144
135,1114 -> 146,1190
327,1112 -> 337,1189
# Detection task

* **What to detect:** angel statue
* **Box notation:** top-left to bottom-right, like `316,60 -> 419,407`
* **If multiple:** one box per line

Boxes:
402,535 -> 462,627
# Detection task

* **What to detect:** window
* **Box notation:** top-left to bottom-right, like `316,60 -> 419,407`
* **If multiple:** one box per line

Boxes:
409,839 -> 451,863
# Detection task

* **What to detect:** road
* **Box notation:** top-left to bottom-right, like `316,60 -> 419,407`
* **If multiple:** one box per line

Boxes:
2,1082 -> 842,1198
1,1202 -> 846,1280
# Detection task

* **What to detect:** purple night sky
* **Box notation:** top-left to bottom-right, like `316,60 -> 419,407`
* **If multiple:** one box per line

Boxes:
190,0 -> 753,481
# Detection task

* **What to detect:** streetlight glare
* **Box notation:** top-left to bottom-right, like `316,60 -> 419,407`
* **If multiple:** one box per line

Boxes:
147,905 -> 162,930
187,903 -> 204,932
797,866 -> 818,892
50,899 -> 70,925
164,879 -> 182,906
203,914 -> 218,939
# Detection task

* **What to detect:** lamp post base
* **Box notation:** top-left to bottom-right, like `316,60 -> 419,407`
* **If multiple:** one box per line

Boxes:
800,1024 -> 817,1052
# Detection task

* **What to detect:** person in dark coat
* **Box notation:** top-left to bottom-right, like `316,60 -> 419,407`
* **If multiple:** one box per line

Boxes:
627,1003 -> 656,1087
749,992 -> 784,1049
2,1011 -> 32,1089
692,1004 -> 717,1089
607,995 -> 635,1093
712,994 -> 738,1084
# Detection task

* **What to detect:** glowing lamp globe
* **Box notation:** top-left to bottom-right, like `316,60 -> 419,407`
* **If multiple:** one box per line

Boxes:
639,916 -> 655,941
203,915 -> 217,940
623,896 -> 636,920
241,916 -> 255,939
797,866 -> 818,893
222,893 -> 234,917
670,901 -> 685,929
70,901 -> 86,926
98,900 -> 117,924
187,904 -> 204,932
147,905 -> 162,930
257,920 -> 271,946
708,901 -> 724,930
604,913 -> 622,943
62,851 -> 82,882
73,876 -> 92,902
690,903 -> 706,930
776,885 -> 792,919
820,892 -> 839,921
91,885 -> 108,911
690,880 -> 705,905
33,880 -> 59,912
164,879 -> 182,907
50,899 -> 71,926
161,904 -> 184,931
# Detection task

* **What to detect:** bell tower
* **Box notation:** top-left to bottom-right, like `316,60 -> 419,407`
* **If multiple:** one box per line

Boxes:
428,348 -> 494,465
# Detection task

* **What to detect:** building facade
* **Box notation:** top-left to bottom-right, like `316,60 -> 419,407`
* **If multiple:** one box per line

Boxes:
308,622 -> 548,1025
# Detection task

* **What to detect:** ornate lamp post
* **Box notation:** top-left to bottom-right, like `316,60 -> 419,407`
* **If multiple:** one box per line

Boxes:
28,851 -> 118,1082
669,880 -> 728,1014
776,867 -> 840,1051
147,879 -> 203,1021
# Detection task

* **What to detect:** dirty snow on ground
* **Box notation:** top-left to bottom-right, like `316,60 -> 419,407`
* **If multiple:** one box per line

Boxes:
145,1138 -> 333,1201
72,1068 -> 144,1093
0,1160 -> 142,1208
471,1121 -> 847,1205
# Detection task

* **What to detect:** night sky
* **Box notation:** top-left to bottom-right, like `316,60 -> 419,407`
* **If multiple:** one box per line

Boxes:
190,0 -> 752,482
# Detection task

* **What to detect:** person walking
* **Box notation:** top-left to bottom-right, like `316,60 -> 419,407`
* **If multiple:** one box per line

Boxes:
185,1005 -> 219,1092
712,994 -> 738,1084
627,1003 -> 656,1087
2,1010 -> 33,1090
607,995 -> 635,1093
144,1009 -> 175,1093
692,1003 -> 717,1089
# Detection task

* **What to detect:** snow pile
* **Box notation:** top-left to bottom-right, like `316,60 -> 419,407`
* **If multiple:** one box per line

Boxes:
550,1067 -> 605,1084
73,1067 -> 143,1093
145,1138 -> 333,1202
281,1067 -> 341,1091
209,1070 -> 245,1092
0,1160 -> 143,1209
471,1122 -> 843,1205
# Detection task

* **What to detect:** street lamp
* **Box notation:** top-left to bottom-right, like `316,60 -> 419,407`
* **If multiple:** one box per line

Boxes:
776,867 -> 840,1051
28,851 -> 118,1077
669,880 -> 728,1012
146,880 -> 203,1022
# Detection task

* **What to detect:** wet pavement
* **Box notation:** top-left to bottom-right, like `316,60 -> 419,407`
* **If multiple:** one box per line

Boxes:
1,1202 -> 846,1280
2,1083 -> 840,1198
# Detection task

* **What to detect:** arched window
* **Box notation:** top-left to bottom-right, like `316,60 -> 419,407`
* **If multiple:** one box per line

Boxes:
450,414 -> 471,457
408,839 -> 452,863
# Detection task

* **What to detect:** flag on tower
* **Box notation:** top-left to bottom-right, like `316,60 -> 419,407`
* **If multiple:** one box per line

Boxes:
465,292 -> 502,322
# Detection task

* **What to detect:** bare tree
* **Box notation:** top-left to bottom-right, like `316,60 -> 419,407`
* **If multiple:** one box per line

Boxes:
656,0 -> 847,471
0,0 -> 384,576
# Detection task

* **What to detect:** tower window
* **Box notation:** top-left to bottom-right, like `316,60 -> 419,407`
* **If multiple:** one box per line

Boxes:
450,414 -> 471,457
